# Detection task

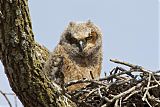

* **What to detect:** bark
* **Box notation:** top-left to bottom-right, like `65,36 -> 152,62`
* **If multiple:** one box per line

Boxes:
0,0 -> 76,107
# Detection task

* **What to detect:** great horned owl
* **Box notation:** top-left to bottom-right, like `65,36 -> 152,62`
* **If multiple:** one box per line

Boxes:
43,20 -> 102,91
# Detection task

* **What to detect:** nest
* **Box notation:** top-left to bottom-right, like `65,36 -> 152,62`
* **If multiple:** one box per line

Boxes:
65,59 -> 160,107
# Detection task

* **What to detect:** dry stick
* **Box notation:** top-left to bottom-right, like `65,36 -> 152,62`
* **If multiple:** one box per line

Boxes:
90,71 -> 94,79
115,78 -> 132,86
124,90 -> 140,101
98,98 -> 105,107
147,92 -> 160,103
102,82 -> 143,105
145,98 -> 152,107
144,84 -> 159,90
66,69 -> 142,88
67,59 -> 160,106
112,66 -> 127,74
101,79 -> 144,106
110,59 -> 152,73
110,59 -> 135,67
66,67 -> 135,87
0,11 -> 5,19
101,103 -> 109,107
132,103 -> 136,107
151,74 -> 160,85
80,101 -> 93,107
85,84 -> 112,100
109,68 -> 116,82
98,88 -> 102,98
65,93 -> 92,107
109,82 -> 142,103
65,79 -> 94,87
85,87 -> 100,98
64,93 -> 78,104
85,78 -> 132,100
114,99 -> 119,107
0,90 -> 12,107
104,72 -> 107,77
65,77 -> 103,88
65,78 -> 107,87
99,70 -> 134,81
142,73 -> 151,101
120,97 -> 122,107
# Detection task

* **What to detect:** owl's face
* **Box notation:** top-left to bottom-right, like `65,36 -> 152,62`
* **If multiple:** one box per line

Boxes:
60,21 -> 102,57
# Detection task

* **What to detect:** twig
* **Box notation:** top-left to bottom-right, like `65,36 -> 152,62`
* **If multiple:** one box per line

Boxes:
111,82 -> 142,102
66,59 -> 160,107
99,70 -> 133,81
151,74 -> 160,85
145,98 -> 152,107
144,84 -> 158,90
0,90 -> 12,107
124,90 -> 140,101
65,78 -> 106,88
120,97 -> 122,107
110,59 -> 152,73
0,11 -> 5,19
110,59 -> 138,68
114,99 -> 119,107
65,79 -> 94,87
142,73 -> 151,101
98,88 -> 102,98
90,71 -> 94,79
147,92 -> 160,103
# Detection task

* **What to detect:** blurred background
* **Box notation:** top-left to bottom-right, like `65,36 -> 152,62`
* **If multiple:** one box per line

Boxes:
0,0 -> 159,107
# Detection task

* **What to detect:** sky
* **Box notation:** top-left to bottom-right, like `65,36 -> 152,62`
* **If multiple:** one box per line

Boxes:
0,0 -> 159,107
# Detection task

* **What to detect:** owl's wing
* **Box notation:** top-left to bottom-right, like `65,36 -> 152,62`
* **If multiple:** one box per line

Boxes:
45,54 -> 64,87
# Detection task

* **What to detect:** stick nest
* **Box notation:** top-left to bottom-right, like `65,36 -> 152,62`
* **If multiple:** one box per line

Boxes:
65,59 -> 160,107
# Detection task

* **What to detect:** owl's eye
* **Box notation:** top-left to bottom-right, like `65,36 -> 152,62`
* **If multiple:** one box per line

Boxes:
90,31 -> 97,37
86,31 -> 98,44
86,31 -> 97,41
65,32 -> 78,44
86,36 -> 93,41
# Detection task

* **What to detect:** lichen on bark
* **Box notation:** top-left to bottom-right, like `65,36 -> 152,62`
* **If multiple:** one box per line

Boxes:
0,0 -> 76,107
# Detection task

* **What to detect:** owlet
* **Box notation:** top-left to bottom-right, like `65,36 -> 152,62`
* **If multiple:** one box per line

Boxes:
43,20 -> 102,91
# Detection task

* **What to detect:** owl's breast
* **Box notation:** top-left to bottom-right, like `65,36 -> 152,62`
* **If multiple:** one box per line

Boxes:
62,56 -> 101,91
63,55 -> 100,82
53,44 -> 101,91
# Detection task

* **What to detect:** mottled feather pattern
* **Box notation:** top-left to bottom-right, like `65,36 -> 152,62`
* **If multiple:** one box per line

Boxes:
43,20 -> 102,91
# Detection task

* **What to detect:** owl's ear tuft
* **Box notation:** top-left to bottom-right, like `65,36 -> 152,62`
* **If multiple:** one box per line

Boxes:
86,20 -> 93,25
69,21 -> 76,27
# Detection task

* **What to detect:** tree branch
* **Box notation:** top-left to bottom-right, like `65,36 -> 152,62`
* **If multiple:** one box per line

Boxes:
0,0 -> 76,107
0,90 -> 13,107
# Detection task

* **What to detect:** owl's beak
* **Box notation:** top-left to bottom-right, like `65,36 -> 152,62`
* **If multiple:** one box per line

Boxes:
79,40 -> 86,52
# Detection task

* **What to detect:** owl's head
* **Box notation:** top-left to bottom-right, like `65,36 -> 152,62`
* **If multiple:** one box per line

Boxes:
60,20 -> 102,57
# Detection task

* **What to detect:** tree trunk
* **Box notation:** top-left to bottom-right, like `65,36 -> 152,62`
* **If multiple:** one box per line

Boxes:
0,0 -> 76,107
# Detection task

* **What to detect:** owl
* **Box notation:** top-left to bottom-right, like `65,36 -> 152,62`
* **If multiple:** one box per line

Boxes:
43,20 -> 102,91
